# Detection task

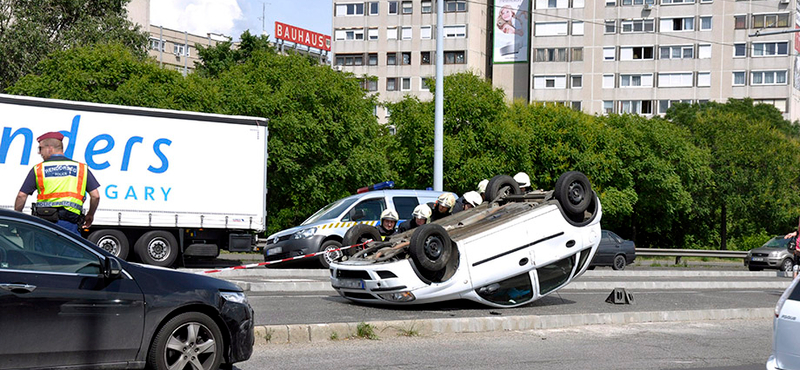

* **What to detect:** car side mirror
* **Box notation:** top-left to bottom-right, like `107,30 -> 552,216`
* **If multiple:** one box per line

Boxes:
104,257 -> 122,279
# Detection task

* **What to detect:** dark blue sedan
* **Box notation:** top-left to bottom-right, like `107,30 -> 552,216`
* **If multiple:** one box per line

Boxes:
589,230 -> 636,270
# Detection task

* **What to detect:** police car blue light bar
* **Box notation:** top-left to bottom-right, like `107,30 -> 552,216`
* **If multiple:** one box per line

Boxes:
357,181 -> 395,194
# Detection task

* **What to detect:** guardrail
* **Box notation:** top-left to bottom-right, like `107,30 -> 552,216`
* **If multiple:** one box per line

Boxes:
635,248 -> 748,264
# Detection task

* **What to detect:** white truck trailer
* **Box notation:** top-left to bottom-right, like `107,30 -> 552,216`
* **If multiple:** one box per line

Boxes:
0,94 -> 268,266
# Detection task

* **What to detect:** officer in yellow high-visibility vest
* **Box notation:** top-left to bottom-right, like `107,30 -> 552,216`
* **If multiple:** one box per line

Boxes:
14,131 -> 100,236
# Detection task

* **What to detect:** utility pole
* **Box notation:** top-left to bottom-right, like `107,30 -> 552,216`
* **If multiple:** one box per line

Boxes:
259,2 -> 272,36
433,0 -> 444,191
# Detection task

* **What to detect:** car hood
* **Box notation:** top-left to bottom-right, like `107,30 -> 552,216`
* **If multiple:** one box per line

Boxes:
267,221 -> 334,240
126,262 -> 243,293
749,246 -> 788,255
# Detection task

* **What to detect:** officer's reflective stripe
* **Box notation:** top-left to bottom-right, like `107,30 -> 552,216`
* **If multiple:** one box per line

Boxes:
35,165 -> 45,194
37,201 -> 84,209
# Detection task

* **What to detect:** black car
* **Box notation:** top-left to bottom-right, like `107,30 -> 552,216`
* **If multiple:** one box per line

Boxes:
589,230 -> 636,270
0,209 -> 254,370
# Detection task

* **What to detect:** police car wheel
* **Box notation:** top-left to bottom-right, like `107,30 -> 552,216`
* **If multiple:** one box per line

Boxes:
318,240 -> 342,269
485,175 -> 521,202
409,224 -> 452,273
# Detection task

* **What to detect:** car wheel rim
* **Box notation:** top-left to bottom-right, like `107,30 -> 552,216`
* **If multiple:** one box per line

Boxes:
424,235 -> 443,260
98,236 -> 120,256
164,322 -> 218,370
567,181 -> 585,205
783,260 -> 793,271
148,237 -> 171,262
615,257 -> 624,269
325,245 -> 342,264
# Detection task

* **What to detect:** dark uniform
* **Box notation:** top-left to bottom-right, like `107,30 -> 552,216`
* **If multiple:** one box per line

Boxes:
426,201 -> 452,222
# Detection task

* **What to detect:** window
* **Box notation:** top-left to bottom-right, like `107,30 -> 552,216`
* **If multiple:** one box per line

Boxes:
603,100 -> 614,113
149,38 -> 165,51
571,75 -> 583,88
620,73 -> 654,87
173,44 -> 190,57
444,25 -> 467,38
368,28 -> 379,40
388,1 -> 398,14
753,42 -> 789,56
364,79 -> 378,91
368,2 -> 379,15
533,75 -> 567,89
606,0 -> 616,5
571,47 -> 583,61
334,53 -> 364,66
537,257 -> 575,295
603,74 -> 615,88
621,19 -> 655,33
732,71 -> 746,86
661,17 -> 694,31
658,100 -> 692,114
444,50 -> 466,64
622,0 -> 655,4
402,51 -> 411,64
605,20 -> 616,33
698,44 -> 711,59
445,0 -> 467,12
535,48 -> 568,62
700,16 -> 712,30
661,0 -> 694,3
386,77 -> 397,91
697,72 -> 711,87
620,100 -> 653,114
337,29 -> 364,40
573,0 -> 585,7
603,47 -> 615,61
753,99 -> 787,113
571,101 -> 582,111
734,43 -> 746,57
401,77 -> 411,91
572,21 -> 584,35
402,1 -> 412,14
387,52 -> 397,65
0,220 -> 101,274
734,15 -> 747,29
421,1 -> 432,13
387,27 -> 398,40
751,14 -> 790,29
336,3 -> 365,16
751,70 -> 788,85
477,272 -> 534,306
620,46 -> 654,60
421,26 -> 432,39
402,26 -> 412,40
368,53 -> 378,65
344,198 -> 386,221
421,77 -> 433,91
535,0 -> 569,8
535,22 -> 569,36
421,51 -> 431,64
392,197 -> 420,220
658,72 -> 694,87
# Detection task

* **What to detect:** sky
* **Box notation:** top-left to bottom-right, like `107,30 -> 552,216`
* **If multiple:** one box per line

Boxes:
150,0 -> 333,41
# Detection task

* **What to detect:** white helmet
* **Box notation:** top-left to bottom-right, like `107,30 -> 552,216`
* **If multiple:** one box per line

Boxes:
463,191 -> 483,207
411,204 -> 432,220
477,179 -> 489,194
380,209 -> 398,221
436,193 -> 457,209
514,172 -> 531,188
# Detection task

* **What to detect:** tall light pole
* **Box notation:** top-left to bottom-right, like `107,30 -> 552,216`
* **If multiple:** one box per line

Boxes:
433,0 -> 444,191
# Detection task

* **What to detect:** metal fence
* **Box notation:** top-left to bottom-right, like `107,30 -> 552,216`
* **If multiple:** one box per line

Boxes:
635,248 -> 748,264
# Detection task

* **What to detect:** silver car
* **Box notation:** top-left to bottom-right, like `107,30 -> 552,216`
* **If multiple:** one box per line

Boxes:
744,236 -> 795,272
767,277 -> 800,370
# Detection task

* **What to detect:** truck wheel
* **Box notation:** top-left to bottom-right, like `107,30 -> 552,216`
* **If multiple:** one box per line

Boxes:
554,171 -> 592,219
485,175 -> 521,202
409,224 -> 452,273
318,240 -> 342,269
135,231 -> 179,267
342,224 -> 382,256
87,229 -> 130,260
147,312 -> 223,370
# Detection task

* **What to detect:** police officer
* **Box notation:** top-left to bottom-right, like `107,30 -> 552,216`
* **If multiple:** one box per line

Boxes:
397,204 -> 431,233
14,132 -> 101,236
514,172 -> 532,193
426,193 -> 456,222
453,191 -> 483,214
377,209 -> 399,240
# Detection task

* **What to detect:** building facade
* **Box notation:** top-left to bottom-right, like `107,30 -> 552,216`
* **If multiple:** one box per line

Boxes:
333,0 -> 798,121
147,26 -> 231,75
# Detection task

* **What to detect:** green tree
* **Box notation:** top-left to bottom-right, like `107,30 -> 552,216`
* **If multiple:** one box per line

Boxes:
0,0 -> 148,91
193,30 -> 276,78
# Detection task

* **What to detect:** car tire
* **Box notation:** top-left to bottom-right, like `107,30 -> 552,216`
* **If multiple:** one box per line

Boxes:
554,171 -> 592,219
612,254 -> 627,270
342,224 -> 382,256
485,175 -> 522,202
409,224 -> 453,273
318,239 -> 342,269
780,258 -> 794,272
134,231 -> 179,267
748,266 -> 763,271
147,312 -> 223,370
587,265 -> 595,270
87,229 -> 129,260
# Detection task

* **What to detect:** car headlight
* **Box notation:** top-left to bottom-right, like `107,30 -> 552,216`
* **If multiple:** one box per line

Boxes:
293,227 -> 317,239
221,291 -> 248,304
377,292 -> 415,302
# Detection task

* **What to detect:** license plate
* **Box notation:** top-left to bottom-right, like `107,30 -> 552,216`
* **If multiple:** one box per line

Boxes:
752,257 -> 764,262
332,278 -> 365,290
266,247 -> 283,256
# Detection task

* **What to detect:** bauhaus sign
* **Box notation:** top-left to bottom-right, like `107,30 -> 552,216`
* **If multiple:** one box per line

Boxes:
275,22 -> 331,51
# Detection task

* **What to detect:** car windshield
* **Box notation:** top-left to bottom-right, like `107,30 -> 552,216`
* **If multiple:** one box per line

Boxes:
302,197 -> 359,225
763,237 -> 790,248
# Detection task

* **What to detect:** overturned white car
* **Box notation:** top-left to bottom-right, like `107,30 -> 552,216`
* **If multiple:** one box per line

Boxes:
329,171 -> 602,308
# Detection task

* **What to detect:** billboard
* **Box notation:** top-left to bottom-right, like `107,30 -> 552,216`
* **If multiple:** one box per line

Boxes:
275,21 -> 331,51
493,0 -> 530,64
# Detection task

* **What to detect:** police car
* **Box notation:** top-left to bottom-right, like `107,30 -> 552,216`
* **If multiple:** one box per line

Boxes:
263,182 -> 443,268
329,171 -> 602,308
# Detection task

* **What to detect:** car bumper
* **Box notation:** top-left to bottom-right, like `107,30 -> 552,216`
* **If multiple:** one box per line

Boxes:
263,235 -> 326,261
744,256 -> 783,269
221,301 -> 255,364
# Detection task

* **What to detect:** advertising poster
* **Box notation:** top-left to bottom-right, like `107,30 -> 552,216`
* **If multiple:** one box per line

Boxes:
493,0 -> 530,64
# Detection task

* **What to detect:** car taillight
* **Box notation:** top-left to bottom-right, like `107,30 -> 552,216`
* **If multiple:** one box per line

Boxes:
775,278 -> 800,317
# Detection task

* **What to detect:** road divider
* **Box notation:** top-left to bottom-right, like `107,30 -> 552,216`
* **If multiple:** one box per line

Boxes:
202,241 -> 370,274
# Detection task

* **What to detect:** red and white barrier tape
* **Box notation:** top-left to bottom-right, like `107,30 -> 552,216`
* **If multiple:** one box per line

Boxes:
202,240 -> 372,274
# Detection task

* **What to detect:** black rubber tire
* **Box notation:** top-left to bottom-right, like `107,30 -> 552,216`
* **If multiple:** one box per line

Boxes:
409,224 -> 453,272
318,239 -> 342,269
147,312 -> 223,370
554,171 -> 592,218
342,224 -> 382,257
485,175 -> 522,201
134,231 -> 179,267
780,258 -> 794,272
612,254 -> 627,270
748,266 -> 763,271
87,229 -> 130,260
587,265 -> 596,270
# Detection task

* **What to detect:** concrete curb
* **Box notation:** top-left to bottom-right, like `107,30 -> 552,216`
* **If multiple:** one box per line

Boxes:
253,307 -> 774,345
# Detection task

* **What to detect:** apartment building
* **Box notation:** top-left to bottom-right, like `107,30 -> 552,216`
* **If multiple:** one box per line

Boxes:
334,0 -> 799,121
147,26 -> 232,75
332,0 -> 490,122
